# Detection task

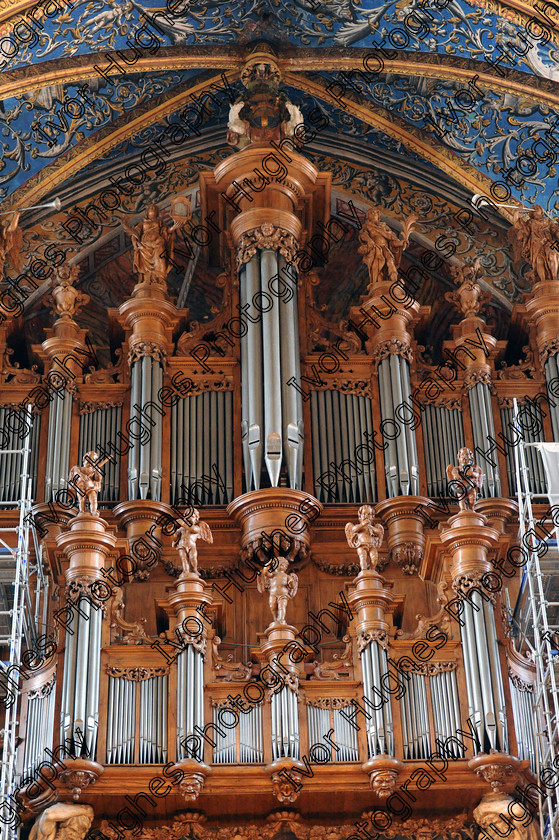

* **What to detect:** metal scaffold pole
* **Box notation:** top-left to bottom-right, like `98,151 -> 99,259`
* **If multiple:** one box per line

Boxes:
512,399 -> 559,840
0,405 -> 35,840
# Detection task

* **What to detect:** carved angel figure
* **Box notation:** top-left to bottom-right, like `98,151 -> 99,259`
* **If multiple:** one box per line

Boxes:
474,793 -> 540,840
172,509 -> 213,575
29,803 -> 94,840
68,451 -> 104,515
0,211 -> 23,279
257,556 -> 298,623
446,258 -> 491,318
446,447 -> 484,511
358,207 -> 417,289
345,505 -> 384,571
508,205 -> 559,284
122,204 -> 183,284
50,263 -> 90,320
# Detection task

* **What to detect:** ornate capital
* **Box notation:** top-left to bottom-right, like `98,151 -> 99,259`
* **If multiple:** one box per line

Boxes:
371,337 -> 413,368
128,339 -> 166,365
236,223 -> 298,269
391,542 -> 421,575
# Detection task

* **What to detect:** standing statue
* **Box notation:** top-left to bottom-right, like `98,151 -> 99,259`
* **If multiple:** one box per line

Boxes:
345,505 -> 384,571
172,509 -> 213,575
446,258 -> 491,318
474,793 -> 540,840
446,447 -> 484,511
29,803 -> 94,840
50,263 -> 90,320
68,451 -> 106,516
358,207 -> 417,290
508,205 -> 559,285
257,557 -> 298,623
122,204 -> 184,284
0,211 -> 23,279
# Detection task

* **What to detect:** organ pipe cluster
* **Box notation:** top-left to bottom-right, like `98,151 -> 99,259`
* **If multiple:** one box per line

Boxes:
240,254 -> 303,490
378,356 -> 419,497
128,356 -> 163,501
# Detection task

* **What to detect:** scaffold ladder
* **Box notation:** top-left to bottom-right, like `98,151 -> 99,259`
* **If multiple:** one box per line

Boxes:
0,406 -> 34,840
513,399 -> 559,840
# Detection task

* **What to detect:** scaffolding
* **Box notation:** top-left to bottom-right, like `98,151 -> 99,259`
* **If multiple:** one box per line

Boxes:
512,400 -> 559,840
0,406 -> 43,840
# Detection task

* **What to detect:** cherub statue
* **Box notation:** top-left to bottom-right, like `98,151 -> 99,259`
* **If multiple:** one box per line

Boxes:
50,263 -> 90,320
257,556 -> 298,623
358,207 -> 417,290
508,205 -> 559,285
446,258 -> 491,318
122,204 -> 184,284
446,447 -> 484,511
29,803 -> 94,840
68,451 -> 105,516
345,505 -> 384,571
0,211 -> 23,279
474,793 -> 540,840
172,509 -> 213,576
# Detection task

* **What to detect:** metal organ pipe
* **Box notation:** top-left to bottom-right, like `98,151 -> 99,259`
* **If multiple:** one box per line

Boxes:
244,257 -> 264,489
45,392 -> 72,501
545,355 -> 559,440
240,250 -> 304,489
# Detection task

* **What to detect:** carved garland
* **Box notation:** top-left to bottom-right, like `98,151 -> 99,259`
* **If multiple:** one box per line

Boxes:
235,224 -> 298,269
27,674 -> 56,700
106,666 -> 169,681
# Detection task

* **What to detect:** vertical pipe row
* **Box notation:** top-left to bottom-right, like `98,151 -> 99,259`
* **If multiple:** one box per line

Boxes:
545,355 -> 559,440
310,392 -> 377,503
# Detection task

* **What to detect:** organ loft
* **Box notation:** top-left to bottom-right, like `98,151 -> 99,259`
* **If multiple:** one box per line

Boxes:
0,31 -> 558,840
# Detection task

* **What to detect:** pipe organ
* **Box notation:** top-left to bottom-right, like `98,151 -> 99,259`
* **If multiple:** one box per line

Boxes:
378,355 -> 419,497
6,46 -> 558,840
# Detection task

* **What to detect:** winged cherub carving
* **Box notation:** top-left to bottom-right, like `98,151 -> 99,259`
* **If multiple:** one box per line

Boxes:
172,509 -> 213,575
257,557 -> 298,623
68,451 -> 105,515
446,447 -> 484,511
345,505 -> 384,571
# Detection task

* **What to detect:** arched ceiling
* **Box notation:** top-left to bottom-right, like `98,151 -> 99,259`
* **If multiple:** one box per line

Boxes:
0,0 -> 557,361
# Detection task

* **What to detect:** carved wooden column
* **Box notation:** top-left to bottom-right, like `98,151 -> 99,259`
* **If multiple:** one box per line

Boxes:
443,261 -> 505,498
32,263 -> 91,502
345,507 -> 403,797
55,510 -> 115,796
201,52 -> 330,492
348,209 -> 427,500
439,456 -> 508,764
157,512 -> 214,803
111,218 -> 186,502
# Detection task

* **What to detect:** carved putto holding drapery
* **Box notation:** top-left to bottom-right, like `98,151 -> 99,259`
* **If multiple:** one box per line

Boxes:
172,509 -> 213,576
446,447 -> 484,511
345,505 -> 384,571
257,556 -> 298,623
